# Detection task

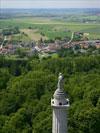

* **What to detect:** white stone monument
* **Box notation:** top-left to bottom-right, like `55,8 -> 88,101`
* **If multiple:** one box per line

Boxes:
51,73 -> 70,133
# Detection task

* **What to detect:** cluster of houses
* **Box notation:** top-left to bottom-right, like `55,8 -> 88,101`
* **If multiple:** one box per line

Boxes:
0,38 -> 100,55
0,41 -> 35,55
34,40 -> 100,53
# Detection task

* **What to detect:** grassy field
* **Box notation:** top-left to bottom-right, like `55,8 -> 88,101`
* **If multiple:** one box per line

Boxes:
0,18 -> 100,40
20,29 -> 48,41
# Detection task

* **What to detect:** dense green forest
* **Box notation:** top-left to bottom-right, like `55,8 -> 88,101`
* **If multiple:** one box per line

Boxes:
0,51 -> 100,133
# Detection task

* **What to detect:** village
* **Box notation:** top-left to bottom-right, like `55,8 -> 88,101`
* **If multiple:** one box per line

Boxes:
0,32 -> 100,57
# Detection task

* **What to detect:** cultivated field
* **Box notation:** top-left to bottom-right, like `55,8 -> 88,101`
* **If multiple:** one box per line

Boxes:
0,17 -> 100,41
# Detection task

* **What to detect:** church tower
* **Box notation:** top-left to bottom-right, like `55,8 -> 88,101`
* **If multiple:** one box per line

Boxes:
51,73 -> 70,133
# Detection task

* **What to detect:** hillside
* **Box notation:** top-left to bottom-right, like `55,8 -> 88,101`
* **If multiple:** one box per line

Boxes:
0,53 -> 100,133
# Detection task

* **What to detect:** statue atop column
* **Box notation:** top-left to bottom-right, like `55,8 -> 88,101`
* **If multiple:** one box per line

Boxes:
51,73 -> 70,133
57,73 -> 64,90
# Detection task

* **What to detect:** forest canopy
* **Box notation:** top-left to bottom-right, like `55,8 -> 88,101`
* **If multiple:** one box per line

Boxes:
0,53 -> 100,133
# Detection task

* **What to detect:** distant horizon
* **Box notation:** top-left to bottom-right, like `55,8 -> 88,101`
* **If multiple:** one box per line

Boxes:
1,8 -> 100,9
1,0 -> 100,9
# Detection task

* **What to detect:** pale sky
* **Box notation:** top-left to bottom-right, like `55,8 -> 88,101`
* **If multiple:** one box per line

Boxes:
0,0 -> 100,9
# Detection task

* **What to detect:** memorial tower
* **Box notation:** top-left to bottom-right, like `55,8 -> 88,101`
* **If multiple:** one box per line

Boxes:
51,73 -> 70,133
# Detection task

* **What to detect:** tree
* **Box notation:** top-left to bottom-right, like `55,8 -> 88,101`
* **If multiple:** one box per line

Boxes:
0,68 -> 11,90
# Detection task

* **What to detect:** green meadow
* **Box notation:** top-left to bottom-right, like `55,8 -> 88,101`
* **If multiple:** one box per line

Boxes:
0,18 -> 100,40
